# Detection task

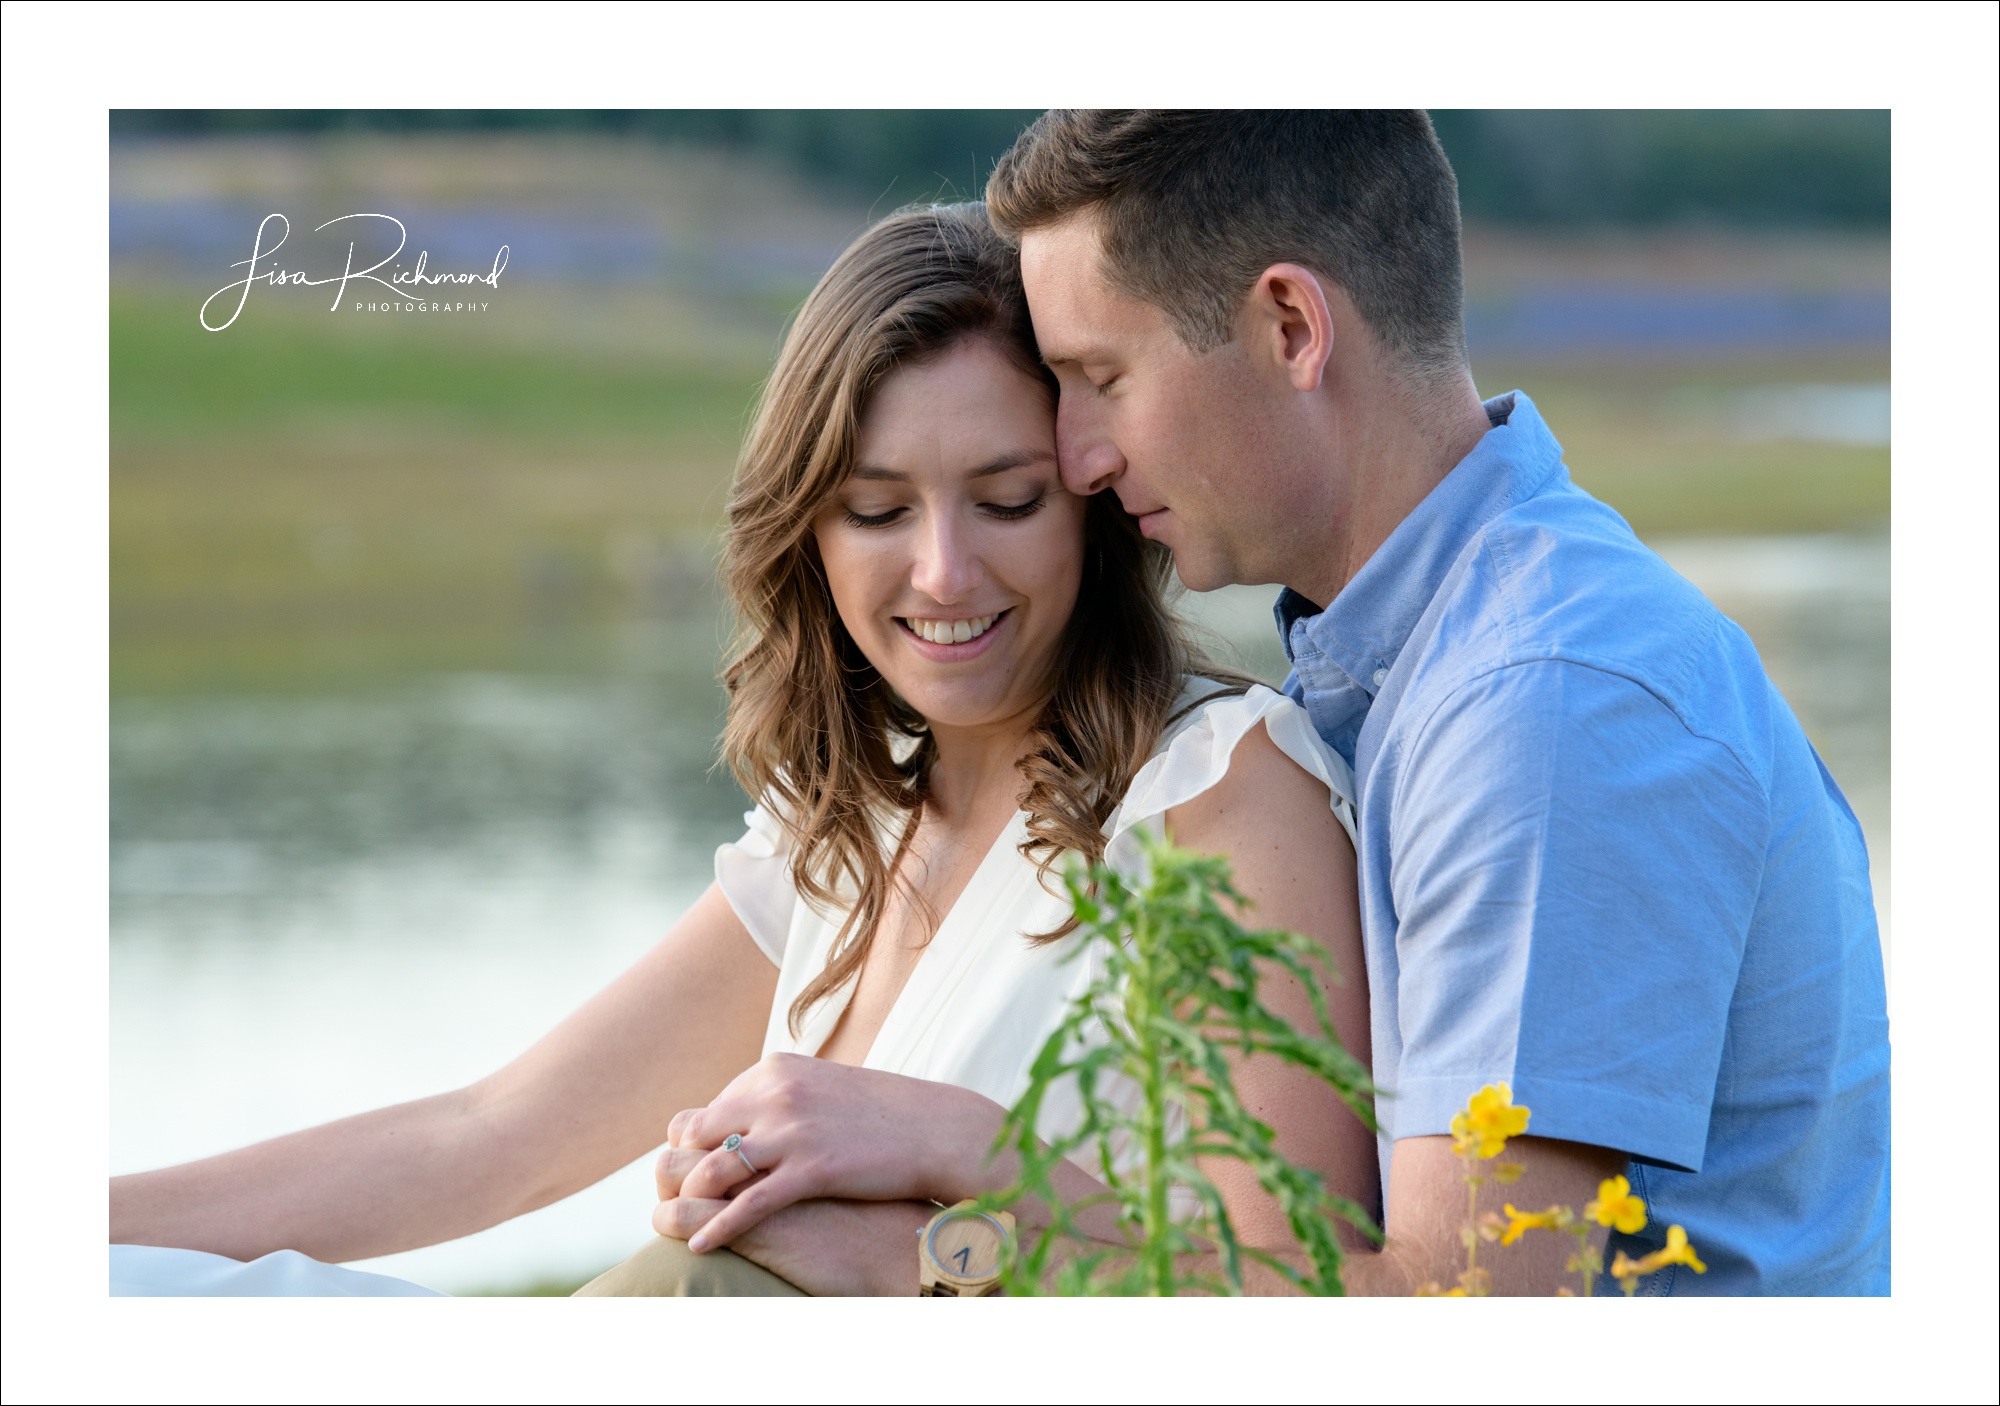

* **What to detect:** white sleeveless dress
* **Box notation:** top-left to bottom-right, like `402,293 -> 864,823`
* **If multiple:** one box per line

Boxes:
113,682 -> 1355,1295
716,682 -> 1360,1177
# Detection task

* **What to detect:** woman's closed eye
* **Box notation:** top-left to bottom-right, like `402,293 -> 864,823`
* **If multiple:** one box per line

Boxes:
981,494 -> 1046,521
841,505 -> 906,529
840,495 -> 1046,529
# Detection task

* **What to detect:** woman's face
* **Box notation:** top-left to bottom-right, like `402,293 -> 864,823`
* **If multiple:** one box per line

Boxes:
813,336 -> 1086,736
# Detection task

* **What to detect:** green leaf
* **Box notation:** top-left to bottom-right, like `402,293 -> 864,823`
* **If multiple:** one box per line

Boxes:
994,829 -> 1381,1296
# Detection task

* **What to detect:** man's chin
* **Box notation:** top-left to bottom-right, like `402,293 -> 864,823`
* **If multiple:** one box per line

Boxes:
1139,518 -> 1245,593
1169,554 -> 1237,595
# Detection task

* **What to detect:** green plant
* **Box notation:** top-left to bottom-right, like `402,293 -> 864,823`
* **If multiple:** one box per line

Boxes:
986,831 -> 1379,1295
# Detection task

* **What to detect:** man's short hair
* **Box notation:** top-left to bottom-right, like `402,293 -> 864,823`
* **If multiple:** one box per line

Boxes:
987,110 -> 1467,377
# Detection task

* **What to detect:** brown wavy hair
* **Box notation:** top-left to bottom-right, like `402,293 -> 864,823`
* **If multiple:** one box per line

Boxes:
719,202 -> 1241,1034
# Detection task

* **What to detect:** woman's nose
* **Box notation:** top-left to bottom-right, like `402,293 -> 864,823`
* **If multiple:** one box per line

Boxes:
909,511 -> 982,604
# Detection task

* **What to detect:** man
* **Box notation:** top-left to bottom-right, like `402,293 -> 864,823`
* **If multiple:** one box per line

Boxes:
987,109 -> 1890,1295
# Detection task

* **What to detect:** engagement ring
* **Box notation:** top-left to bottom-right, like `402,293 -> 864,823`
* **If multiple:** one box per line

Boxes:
722,1132 -> 756,1175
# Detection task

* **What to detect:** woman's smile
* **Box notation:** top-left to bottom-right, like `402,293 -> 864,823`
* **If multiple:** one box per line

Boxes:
896,608 -> 1010,656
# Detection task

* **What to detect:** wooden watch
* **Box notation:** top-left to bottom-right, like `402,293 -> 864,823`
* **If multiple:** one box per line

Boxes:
917,1200 -> 1015,1297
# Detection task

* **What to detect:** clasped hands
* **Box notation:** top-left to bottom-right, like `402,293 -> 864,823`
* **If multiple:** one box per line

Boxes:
651,1054 -> 1012,1296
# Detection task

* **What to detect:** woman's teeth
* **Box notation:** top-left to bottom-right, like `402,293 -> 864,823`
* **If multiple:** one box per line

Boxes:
903,613 -> 999,645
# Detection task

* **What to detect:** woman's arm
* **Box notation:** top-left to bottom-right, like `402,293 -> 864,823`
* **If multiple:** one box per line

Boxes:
658,724 -> 1377,1291
111,882 -> 777,1265
1158,721 -> 1378,1257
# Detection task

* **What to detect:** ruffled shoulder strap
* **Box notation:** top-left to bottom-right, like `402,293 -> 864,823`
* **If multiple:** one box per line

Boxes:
714,798 -> 799,964
1103,683 -> 1358,877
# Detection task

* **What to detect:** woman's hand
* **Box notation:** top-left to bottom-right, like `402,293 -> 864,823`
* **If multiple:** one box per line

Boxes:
654,1053 -> 1012,1252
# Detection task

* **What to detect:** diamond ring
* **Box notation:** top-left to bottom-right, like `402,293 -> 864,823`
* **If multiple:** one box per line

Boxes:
722,1132 -> 756,1175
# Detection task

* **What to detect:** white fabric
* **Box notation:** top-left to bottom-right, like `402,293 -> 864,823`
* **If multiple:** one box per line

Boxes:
713,683 -> 1358,1183
1106,682 -> 1359,869
713,799 -> 797,964
111,1244 -> 443,1297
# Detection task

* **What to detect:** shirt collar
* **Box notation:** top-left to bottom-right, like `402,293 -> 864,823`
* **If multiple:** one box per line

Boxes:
1277,391 -> 1568,689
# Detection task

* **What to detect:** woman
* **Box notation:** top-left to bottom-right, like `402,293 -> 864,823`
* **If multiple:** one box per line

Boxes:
111,204 -> 1372,1297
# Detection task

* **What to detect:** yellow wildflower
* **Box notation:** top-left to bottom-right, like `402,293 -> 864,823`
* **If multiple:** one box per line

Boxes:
1586,1175 -> 1648,1235
1449,1083 -> 1531,1159
1655,1224 -> 1706,1274
1498,1204 -> 1566,1246
1611,1224 -> 1708,1290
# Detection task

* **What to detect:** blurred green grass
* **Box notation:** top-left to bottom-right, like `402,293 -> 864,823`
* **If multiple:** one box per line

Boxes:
1475,356 -> 1890,537
110,286 -> 1889,694
112,285 -> 761,690
114,290 -> 755,437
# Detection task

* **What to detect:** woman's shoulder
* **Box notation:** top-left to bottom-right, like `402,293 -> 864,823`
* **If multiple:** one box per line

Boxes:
1105,678 -> 1358,860
714,795 -> 802,965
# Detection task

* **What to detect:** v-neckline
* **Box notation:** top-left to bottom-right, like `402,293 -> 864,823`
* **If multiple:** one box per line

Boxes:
800,809 -> 1031,1065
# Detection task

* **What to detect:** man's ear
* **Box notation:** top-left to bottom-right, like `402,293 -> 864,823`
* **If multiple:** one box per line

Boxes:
1250,263 -> 1335,393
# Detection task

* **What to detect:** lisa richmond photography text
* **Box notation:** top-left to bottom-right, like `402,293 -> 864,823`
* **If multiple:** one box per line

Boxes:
199,212 -> 509,330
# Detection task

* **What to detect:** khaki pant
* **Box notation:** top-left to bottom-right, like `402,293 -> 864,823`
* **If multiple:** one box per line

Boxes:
573,1236 -> 807,1297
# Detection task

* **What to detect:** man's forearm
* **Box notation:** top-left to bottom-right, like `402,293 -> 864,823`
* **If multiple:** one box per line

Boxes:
1329,1240 -> 1436,1296
1360,1134 -> 1625,1296
714,1198 -> 933,1296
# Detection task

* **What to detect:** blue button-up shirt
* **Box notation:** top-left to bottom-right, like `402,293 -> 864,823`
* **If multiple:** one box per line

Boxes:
1280,392 -> 1890,1295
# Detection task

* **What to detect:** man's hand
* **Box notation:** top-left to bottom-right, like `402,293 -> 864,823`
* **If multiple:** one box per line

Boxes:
654,1195 -> 932,1297
1341,1135 -> 1629,1296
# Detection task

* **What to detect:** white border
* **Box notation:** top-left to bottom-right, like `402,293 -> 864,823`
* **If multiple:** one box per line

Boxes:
4,2 -> 1995,1402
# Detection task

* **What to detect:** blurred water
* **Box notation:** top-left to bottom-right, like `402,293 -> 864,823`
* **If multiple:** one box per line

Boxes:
110,532 -> 1888,1293
1729,384 -> 1891,446
110,627 -> 750,1293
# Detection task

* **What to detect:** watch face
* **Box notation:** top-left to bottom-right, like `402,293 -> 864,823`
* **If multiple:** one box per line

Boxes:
926,1209 -> 1007,1282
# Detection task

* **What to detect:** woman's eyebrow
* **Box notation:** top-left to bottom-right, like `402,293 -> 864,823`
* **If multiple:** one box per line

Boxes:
968,449 -> 1056,479
849,449 -> 1055,484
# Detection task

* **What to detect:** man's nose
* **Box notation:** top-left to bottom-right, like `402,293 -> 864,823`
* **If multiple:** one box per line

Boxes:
1057,395 -> 1126,497
909,510 -> 982,604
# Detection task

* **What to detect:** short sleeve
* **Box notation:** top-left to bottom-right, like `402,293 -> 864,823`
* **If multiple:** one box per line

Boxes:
1389,660 -> 1767,1171
1103,684 -> 1359,877
714,800 -> 799,965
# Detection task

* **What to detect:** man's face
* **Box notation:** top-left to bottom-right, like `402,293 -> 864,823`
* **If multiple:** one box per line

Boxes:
1019,215 -> 1299,592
